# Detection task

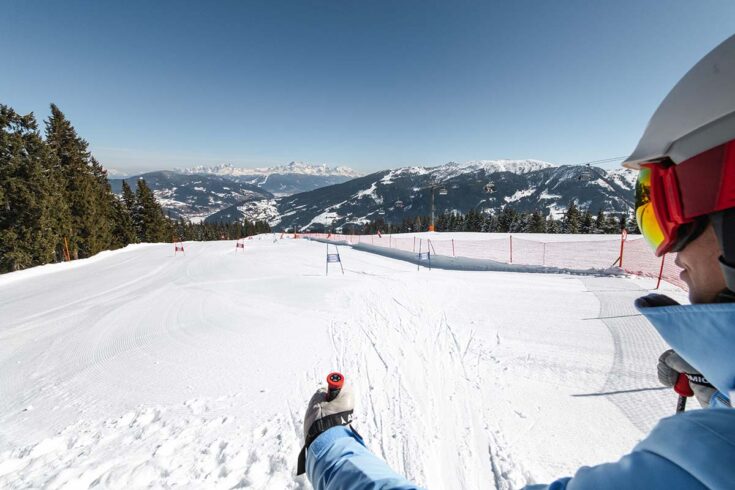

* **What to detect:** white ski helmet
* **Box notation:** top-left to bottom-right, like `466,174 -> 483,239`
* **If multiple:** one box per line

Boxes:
624,34 -> 735,293
623,34 -> 735,169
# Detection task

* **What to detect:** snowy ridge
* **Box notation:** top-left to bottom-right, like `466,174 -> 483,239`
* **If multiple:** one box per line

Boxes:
239,160 -> 637,230
430,159 -> 554,180
606,168 -> 637,190
103,167 -> 130,178
174,161 -> 362,178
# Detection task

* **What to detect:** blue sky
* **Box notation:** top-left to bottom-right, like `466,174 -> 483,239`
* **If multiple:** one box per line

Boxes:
3,1 -> 734,174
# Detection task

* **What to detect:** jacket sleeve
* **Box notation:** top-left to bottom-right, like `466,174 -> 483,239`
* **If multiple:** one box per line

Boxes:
306,426 -> 424,490
523,451 -> 706,490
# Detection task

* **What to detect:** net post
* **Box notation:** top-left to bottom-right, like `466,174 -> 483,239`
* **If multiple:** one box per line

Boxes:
509,235 -> 513,264
417,239 -> 422,271
619,229 -> 628,269
655,254 -> 666,289
542,242 -> 546,266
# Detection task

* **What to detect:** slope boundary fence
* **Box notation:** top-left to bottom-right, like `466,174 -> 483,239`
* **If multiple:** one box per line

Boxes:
298,232 -> 685,290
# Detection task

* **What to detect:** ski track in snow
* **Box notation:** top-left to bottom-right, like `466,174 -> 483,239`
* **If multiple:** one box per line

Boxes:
0,237 -> 685,489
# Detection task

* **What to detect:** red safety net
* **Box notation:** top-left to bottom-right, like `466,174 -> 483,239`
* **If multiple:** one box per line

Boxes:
301,232 -> 686,290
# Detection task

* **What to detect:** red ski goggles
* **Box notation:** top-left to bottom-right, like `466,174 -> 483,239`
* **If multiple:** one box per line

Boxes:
635,140 -> 735,256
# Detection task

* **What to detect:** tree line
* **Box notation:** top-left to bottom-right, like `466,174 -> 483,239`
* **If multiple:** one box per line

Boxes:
360,202 -> 638,235
0,103 -> 269,273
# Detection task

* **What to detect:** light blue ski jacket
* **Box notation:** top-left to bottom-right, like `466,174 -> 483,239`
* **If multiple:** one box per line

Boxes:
306,300 -> 735,489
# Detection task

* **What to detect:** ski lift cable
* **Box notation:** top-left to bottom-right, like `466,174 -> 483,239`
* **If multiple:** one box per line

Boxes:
566,156 -> 628,167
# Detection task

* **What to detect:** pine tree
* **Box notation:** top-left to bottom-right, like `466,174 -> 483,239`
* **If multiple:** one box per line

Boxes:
529,210 -> 546,233
110,196 -> 137,247
512,211 -> 530,233
121,180 -> 136,214
595,209 -> 606,233
89,157 -> 116,250
45,104 -> 113,258
563,201 -> 581,234
497,207 -> 517,233
604,214 -> 620,234
0,106 -> 65,271
546,214 -> 561,233
133,179 -> 170,242
482,213 -> 498,232
628,214 -> 640,234
465,208 -> 483,231
580,211 -> 594,234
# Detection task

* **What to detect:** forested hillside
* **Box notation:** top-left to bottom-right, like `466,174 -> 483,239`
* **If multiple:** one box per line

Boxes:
0,104 -> 269,273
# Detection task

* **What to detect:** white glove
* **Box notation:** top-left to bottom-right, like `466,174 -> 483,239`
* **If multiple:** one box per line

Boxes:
658,349 -> 716,408
303,385 -> 354,441
297,384 -> 354,475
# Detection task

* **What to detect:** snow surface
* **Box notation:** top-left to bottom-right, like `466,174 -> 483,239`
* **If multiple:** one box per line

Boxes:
606,168 -> 637,190
504,188 -> 535,203
0,237 -> 683,489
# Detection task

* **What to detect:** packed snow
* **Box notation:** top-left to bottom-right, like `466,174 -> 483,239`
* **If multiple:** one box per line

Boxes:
0,236 -> 686,489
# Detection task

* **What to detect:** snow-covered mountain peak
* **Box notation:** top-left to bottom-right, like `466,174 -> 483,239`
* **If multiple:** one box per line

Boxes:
174,162 -> 362,178
270,161 -> 362,177
103,167 -> 130,178
606,167 -> 638,190
460,159 -> 555,174
430,159 -> 556,181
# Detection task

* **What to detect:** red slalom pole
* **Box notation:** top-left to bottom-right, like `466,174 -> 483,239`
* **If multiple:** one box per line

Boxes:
326,372 -> 344,401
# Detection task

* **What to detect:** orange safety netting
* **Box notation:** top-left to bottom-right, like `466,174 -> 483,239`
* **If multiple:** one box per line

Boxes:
304,233 -> 685,290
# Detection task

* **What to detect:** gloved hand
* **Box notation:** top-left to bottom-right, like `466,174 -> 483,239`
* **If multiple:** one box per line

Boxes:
297,384 -> 355,475
658,349 -> 716,408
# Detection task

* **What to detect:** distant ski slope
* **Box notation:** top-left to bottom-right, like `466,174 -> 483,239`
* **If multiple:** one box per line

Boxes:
0,237 -> 686,489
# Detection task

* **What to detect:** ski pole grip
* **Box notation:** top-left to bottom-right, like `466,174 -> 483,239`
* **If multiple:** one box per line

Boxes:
326,372 -> 344,402
674,373 -> 693,414
674,373 -> 694,397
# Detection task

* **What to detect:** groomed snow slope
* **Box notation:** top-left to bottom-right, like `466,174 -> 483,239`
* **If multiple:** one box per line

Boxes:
0,237 -> 686,489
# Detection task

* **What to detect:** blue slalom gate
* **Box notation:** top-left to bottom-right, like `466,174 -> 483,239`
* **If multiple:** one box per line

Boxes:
326,243 -> 344,275
416,239 -> 431,270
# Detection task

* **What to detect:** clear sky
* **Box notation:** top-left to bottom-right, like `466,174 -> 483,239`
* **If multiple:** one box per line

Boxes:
3,1 -> 734,174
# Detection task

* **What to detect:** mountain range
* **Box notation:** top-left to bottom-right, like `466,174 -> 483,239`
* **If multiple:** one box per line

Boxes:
109,171 -> 273,222
108,162 -> 361,222
109,160 -> 636,228
172,161 -> 360,197
203,160 -> 637,229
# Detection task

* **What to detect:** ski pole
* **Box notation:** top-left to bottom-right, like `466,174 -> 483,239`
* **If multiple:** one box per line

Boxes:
674,372 -> 694,413
326,372 -> 344,402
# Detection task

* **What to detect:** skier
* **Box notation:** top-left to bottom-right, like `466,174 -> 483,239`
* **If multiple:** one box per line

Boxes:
299,34 -> 735,489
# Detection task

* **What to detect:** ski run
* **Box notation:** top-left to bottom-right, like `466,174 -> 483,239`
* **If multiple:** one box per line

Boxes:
0,235 -> 688,489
